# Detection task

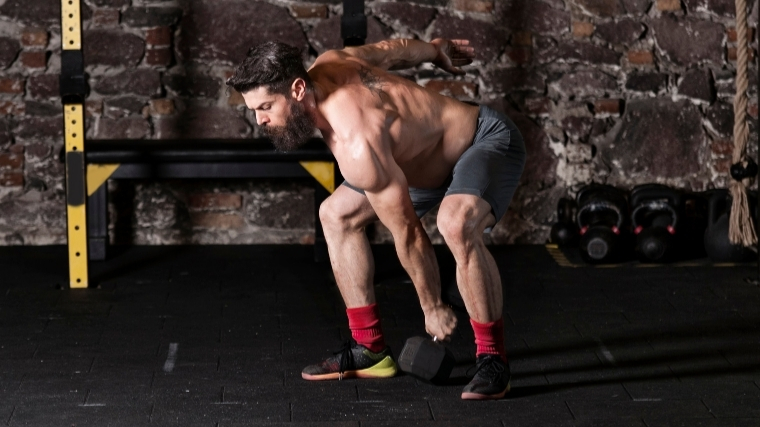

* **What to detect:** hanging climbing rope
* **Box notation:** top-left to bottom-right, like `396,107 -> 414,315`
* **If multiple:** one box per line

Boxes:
728,0 -> 757,248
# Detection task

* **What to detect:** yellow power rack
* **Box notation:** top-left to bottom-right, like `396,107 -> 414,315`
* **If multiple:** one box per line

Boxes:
61,0 -> 88,288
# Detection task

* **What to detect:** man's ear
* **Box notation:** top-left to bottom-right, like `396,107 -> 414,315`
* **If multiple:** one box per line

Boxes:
291,78 -> 307,101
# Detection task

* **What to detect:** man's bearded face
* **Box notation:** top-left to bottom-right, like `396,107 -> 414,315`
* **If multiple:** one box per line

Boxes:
260,99 -> 315,152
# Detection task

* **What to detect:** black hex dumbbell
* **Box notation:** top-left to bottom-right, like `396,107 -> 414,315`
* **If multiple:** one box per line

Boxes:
398,336 -> 455,384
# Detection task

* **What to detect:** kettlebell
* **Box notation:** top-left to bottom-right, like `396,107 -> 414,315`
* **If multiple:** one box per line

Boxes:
630,184 -> 681,263
704,189 -> 756,263
550,197 -> 579,247
576,184 -> 629,263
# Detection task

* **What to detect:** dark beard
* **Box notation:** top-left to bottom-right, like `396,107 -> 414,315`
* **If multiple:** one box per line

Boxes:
260,101 -> 315,152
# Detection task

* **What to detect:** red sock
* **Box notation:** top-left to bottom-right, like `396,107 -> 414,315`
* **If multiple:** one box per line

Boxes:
470,317 -> 507,363
346,304 -> 385,353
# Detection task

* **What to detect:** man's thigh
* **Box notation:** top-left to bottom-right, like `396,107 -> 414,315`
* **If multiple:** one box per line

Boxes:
445,109 -> 526,226
326,183 -> 378,226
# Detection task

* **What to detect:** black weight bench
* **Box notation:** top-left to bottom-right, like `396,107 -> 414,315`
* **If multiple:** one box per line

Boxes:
83,137 -> 339,263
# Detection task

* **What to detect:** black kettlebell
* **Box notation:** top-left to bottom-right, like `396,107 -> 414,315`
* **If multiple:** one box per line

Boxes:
550,197 -> 579,247
576,184 -> 629,263
630,184 -> 682,263
704,189 -> 756,263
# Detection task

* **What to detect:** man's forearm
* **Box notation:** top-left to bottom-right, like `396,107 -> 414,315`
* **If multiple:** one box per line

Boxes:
394,225 -> 443,312
345,39 -> 437,71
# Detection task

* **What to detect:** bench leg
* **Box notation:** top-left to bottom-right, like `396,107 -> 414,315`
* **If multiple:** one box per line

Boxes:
87,183 -> 108,261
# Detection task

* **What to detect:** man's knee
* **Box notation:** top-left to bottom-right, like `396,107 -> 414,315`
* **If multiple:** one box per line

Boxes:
319,192 -> 373,233
438,198 -> 491,247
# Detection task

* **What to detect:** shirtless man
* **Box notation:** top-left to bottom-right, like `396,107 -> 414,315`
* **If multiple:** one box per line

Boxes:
227,38 -> 526,400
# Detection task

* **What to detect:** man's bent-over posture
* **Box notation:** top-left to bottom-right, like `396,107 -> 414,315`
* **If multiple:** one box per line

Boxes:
227,38 -> 526,400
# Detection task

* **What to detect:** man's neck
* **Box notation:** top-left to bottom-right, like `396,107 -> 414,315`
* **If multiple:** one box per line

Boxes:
304,82 -> 332,136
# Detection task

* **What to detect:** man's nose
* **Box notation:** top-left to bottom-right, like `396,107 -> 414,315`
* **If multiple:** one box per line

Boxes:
256,113 -> 269,127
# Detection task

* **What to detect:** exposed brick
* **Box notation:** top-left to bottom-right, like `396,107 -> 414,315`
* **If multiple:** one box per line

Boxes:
431,13 -> 507,62
678,68 -> 715,102
190,212 -> 245,229
593,99 -> 623,115
595,18 -> 645,46
86,100 -> 103,117
153,106 -> 251,139
28,74 -> 58,98
627,50 -> 654,65
512,31 -> 532,47
727,27 -> 755,43
149,98 -> 174,116
25,142 -> 50,161
506,47 -> 532,64
187,193 -> 242,210
374,2 -> 438,33
572,21 -> 595,38
83,30 -> 144,67
8,144 -> 22,154
715,158 -> 731,173
710,138 -> 733,156
145,47 -> 172,66
104,96 -> 147,119
19,51 -> 46,69
524,97 -> 553,116
0,171 -> 23,187
92,8 -> 120,27
0,152 -> 23,169
290,4 -> 328,19
0,77 -> 24,94
452,0 -> 494,13
657,0 -> 682,11
574,0 -> 622,16
425,80 -> 478,98
95,69 -> 161,97
146,27 -> 171,47
94,116 -> 150,139
21,28 -> 48,48
228,89 -> 245,106
651,15 -> 723,65
162,73 -> 221,98
0,100 -> 24,116
727,46 -> 756,61
122,7 -> 183,28
0,37 -> 20,69
749,102 -> 758,119
180,1 -> 308,63
626,72 -> 668,92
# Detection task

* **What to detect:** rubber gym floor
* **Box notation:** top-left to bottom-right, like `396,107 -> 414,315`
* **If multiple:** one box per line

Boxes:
1,244 -> 759,426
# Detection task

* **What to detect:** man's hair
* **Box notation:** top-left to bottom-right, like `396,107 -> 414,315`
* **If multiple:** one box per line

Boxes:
226,41 -> 312,95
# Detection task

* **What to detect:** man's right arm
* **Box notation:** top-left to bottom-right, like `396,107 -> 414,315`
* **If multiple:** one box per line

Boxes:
336,38 -> 475,75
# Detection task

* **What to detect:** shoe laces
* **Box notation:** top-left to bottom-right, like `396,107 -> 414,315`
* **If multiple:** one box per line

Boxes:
334,339 -> 356,380
467,355 -> 506,384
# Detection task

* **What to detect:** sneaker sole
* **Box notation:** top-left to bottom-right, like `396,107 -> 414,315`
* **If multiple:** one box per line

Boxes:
301,355 -> 398,381
461,382 -> 511,400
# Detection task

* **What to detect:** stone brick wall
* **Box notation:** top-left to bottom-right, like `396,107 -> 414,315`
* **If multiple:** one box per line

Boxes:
0,0 -> 757,246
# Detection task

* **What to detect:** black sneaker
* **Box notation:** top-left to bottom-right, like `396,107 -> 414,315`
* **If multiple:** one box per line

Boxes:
301,339 -> 398,381
461,354 -> 511,400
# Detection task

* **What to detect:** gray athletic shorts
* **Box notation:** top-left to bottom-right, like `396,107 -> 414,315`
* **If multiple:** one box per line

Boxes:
342,105 -> 527,230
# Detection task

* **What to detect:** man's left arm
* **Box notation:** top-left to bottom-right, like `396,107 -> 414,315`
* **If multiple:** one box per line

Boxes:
340,38 -> 475,75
